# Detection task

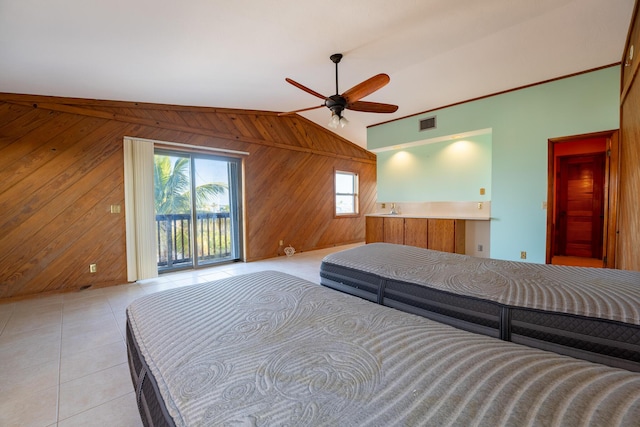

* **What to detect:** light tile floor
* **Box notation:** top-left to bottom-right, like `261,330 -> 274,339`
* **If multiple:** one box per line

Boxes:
0,244 -> 360,427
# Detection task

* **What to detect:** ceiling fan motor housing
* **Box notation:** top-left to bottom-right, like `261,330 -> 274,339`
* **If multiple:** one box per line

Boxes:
326,94 -> 347,116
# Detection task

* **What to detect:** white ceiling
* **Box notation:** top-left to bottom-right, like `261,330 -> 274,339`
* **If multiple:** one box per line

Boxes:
0,0 -> 634,147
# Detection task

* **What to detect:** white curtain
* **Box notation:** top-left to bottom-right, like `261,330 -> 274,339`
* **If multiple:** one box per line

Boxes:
123,137 -> 158,281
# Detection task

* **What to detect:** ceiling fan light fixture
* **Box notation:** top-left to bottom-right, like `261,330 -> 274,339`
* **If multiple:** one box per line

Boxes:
328,113 -> 341,129
339,115 -> 349,128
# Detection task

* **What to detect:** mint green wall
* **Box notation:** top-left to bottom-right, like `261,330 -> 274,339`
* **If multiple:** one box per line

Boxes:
368,66 -> 620,263
377,133 -> 491,202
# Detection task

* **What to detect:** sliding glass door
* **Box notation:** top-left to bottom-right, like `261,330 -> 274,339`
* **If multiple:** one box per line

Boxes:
154,150 -> 241,272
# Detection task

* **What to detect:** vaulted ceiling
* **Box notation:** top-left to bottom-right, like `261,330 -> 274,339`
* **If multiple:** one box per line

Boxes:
0,0 -> 634,147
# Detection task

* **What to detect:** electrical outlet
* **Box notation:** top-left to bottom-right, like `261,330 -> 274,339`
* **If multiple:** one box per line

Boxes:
480,187 -> 485,195
520,251 -> 526,260
381,203 -> 386,209
279,240 -> 284,246
478,202 -> 483,210
89,264 -> 97,273
477,244 -> 483,252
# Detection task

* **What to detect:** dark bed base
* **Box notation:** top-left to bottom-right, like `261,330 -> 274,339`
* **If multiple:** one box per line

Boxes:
320,262 -> 640,372
126,320 -> 175,427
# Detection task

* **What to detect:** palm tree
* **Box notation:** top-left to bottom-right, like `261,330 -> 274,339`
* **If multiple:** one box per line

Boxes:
154,155 -> 227,214
154,155 -> 229,269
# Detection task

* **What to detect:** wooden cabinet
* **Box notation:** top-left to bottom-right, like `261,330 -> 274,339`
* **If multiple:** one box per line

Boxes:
365,216 -> 384,243
428,219 -> 465,254
404,217 -> 429,248
383,217 -> 405,244
365,216 -> 465,254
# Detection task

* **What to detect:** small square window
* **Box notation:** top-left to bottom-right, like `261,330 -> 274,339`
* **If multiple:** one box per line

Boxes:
335,171 -> 358,216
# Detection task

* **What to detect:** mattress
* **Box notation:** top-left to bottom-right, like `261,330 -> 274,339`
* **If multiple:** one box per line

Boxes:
320,243 -> 640,371
126,270 -> 640,426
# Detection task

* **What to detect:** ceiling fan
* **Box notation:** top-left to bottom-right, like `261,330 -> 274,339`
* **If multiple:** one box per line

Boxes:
278,53 -> 398,128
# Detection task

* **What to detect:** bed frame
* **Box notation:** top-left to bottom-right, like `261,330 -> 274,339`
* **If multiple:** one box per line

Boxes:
320,243 -> 640,372
127,270 -> 640,426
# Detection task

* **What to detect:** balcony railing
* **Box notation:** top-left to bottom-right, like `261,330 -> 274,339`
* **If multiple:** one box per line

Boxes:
156,212 -> 232,270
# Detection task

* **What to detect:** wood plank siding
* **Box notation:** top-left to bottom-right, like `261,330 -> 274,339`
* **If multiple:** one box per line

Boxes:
619,2 -> 640,271
0,94 -> 376,300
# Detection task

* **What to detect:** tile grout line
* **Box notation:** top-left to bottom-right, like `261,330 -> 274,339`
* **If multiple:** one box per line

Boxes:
108,283 -> 135,345
55,362 -> 133,423
56,387 -> 136,425
56,287 -> 129,424
56,305 -> 63,425
0,304 -> 14,337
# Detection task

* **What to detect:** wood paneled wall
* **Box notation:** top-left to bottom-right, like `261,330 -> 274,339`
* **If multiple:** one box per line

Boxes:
0,94 -> 376,300
619,0 -> 640,271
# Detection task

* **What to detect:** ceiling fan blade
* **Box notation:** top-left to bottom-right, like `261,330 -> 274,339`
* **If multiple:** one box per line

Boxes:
342,74 -> 390,103
277,104 -> 325,116
347,100 -> 398,113
285,78 -> 327,100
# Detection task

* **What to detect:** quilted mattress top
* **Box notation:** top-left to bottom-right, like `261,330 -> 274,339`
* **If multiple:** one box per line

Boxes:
127,270 -> 640,426
322,243 -> 640,325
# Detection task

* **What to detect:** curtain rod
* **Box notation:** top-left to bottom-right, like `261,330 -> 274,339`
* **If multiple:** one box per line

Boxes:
124,136 -> 250,156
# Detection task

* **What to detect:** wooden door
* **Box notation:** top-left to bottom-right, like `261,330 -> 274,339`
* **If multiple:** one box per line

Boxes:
365,217 -> 384,243
404,218 -> 429,248
428,219 -> 456,253
384,217 -> 405,244
555,153 -> 605,258
427,219 -> 465,254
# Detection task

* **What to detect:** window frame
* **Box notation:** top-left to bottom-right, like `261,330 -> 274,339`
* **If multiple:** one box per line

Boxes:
334,169 -> 360,218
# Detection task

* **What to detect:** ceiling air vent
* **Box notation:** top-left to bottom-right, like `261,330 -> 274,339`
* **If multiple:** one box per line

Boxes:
419,116 -> 436,131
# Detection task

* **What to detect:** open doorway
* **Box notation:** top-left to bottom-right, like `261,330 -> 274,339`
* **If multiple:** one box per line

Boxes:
546,131 -> 619,268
